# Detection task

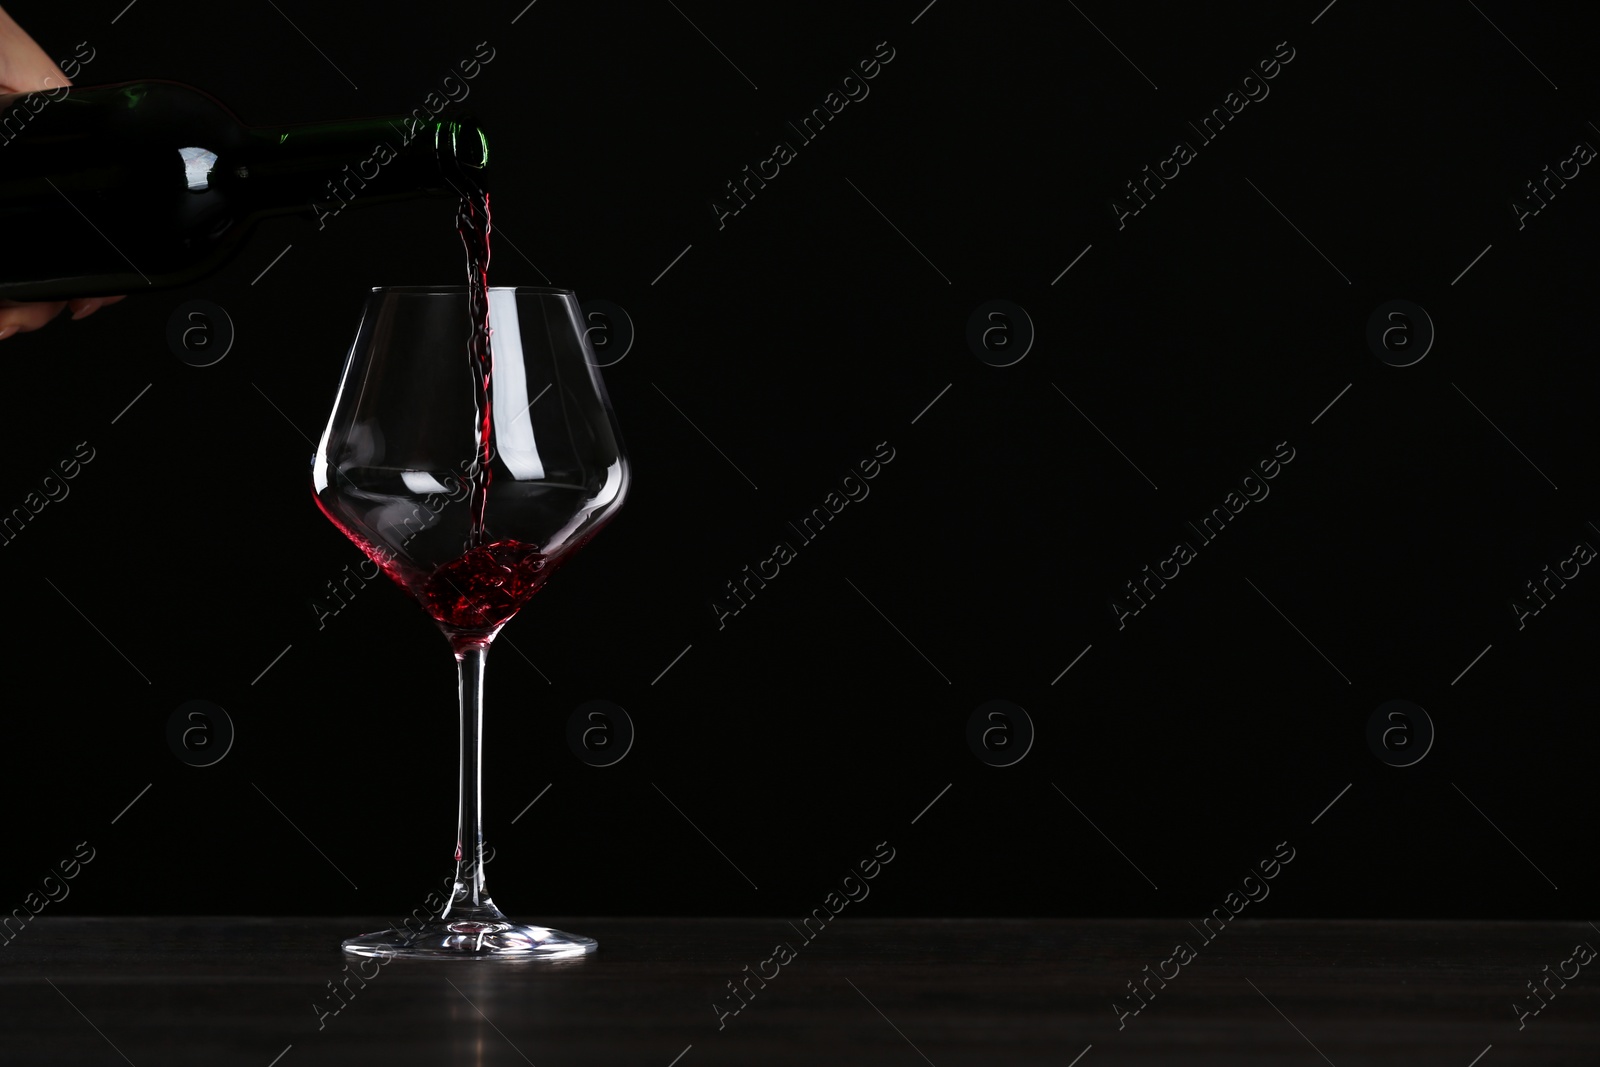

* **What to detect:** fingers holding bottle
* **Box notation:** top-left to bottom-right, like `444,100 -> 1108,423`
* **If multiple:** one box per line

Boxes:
2,6 -> 88,341
70,295 -> 126,320
0,295 -> 126,339
0,300 -> 69,340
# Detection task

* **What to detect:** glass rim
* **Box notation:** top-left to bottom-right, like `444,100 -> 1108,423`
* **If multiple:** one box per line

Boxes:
370,285 -> 577,296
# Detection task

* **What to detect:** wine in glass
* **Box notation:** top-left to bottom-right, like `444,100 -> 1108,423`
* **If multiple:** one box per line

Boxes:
311,285 -> 628,959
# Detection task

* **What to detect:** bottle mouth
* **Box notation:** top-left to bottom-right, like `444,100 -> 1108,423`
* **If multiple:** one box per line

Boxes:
373,285 -> 576,296
436,117 -> 489,185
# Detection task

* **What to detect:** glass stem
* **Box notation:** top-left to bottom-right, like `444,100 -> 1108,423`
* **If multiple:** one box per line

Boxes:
441,640 -> 503,924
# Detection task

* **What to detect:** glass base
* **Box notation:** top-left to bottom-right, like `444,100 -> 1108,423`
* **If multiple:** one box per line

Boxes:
342,919 -> 597,960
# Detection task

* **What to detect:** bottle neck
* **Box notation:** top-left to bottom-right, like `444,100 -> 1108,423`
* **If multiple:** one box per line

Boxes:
221,116 -> 486,219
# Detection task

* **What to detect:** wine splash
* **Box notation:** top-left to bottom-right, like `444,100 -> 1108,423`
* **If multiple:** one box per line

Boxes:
421,538 -> 552,630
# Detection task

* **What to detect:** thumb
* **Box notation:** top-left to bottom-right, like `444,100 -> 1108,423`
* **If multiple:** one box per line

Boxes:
0,6 -> 70,93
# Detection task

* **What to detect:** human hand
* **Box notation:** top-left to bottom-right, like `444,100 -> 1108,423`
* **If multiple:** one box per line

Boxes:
0,5 -> 125,340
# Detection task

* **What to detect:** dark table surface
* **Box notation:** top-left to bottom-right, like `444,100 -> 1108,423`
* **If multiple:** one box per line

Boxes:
1,918 -> 1594,1065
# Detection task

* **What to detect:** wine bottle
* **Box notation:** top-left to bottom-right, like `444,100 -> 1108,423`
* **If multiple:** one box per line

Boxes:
0,80 -> 488,301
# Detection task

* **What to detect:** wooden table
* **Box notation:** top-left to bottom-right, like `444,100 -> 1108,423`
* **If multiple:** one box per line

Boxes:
1,918 -> 1593,1064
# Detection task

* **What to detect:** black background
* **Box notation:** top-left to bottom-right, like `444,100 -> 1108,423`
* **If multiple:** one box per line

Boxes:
3,0 -> 1596,922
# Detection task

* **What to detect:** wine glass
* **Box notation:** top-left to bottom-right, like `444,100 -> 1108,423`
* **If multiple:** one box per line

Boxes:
311,285 -> 628,959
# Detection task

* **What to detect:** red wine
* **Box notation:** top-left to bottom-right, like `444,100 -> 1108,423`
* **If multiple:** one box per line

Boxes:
0,81 -> 487,301
325,522 -> 562,633
420,538 -> 553,630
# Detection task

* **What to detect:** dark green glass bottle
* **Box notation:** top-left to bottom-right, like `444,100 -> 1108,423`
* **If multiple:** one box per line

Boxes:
0,80 -> 487,301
